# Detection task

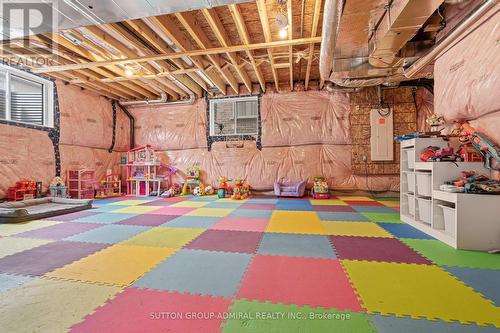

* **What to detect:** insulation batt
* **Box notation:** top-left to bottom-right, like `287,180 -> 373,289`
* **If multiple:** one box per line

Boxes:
434,6 -> 500,146
0,82 -> 130,197
130,91 -> 399,191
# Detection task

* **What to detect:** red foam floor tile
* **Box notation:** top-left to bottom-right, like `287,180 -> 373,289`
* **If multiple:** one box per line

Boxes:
70,287 -> 232,333
237,255 -> 361,311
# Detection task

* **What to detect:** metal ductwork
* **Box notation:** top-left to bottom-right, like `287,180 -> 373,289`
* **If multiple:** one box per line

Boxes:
368,0 -> 444,68
319,0 -> 343,82
405,0 -> 498,78
118,76 -> 196,108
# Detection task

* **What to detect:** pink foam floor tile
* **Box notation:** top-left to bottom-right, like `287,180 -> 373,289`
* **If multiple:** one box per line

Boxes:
210,217 -> 269,232
239,203 -> 276,210
149,207 -> 195,216
237,255 -> 361,311
185,230 -> 263,254
70,287 -> 232,333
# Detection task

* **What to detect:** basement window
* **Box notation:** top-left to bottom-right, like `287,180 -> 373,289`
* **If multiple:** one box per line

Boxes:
0,64 -> 54,128
209,96 -> 259,136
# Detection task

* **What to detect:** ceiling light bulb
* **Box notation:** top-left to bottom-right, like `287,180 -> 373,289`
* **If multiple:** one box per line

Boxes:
279,28 -> 288,39
124,68 -> 133,77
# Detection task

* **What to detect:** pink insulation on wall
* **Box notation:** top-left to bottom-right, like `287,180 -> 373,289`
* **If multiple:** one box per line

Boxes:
0,82 -> 130,197
57,83 -> 130,151
434,6 -> 500,145
0,125 -> 56,198
415,88 -> 434,132
261,91 -> 351,146
130,91 -> 399,191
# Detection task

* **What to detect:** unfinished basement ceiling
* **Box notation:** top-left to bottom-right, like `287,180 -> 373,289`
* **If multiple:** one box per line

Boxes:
0,0 -> 324,101
0,0 -> 486,101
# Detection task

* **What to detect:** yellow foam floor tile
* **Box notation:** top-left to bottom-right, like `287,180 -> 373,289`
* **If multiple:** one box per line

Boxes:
266,211 -> 325,234
109,200 -> 150,206
170,201 -> 209,208
0,277 -> 121,333
110,205 -> 162,214
343,260 -> 500,327
46,244 -> 174,286
186,207 -> 234,217
0,220 -> 62,237
310,199 -> 348,206
123,227 -> 205,248
336,196 -> 375,201
0,237 -> 53,259
378,201 -> 400,207
321,221 -> 393,238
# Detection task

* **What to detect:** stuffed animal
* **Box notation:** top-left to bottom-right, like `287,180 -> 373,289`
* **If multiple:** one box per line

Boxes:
204,185 -> 214,195
193,186 -> 204,196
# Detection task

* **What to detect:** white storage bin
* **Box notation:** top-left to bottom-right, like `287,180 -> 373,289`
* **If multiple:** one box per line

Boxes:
416,172 -> 432,197
403,172 -> 415,193
405,149 -> 415,169
406,193 -> 415,216
417,197 -> 432,224
439,205 -> 456,237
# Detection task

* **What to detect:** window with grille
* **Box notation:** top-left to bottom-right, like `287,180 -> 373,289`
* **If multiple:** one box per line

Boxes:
209,96 -> 259,136
0,64 -> 54,127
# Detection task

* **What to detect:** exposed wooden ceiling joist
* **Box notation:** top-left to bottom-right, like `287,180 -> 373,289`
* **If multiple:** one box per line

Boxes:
256,0 -> 279,91
31,37 -> 321,74
305,0 -> 322,90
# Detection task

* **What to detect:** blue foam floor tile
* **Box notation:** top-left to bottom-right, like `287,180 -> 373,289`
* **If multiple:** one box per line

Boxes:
257,233 -> 336,258
164,216 -> 221,229
189,196 -> 219,202
444,266 -> 500,306
246,198 -> 279,204
90,205 -> 126,213
229,209 -> 273,219
317,212 -> 370,222
65,224 -> 148,244
0,273 -> 33,293
92,199 -> 123,205
74,213 -> 137,224
352,206 -> 398,213
370,314 -> 499,333
134,249 -> 252,297
378,222 -> 435,240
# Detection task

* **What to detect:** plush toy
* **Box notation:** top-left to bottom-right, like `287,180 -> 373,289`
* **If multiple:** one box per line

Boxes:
204,185 -> 214,195
193,186 -> 204,196
218,176 -> 232,194
231,178 -> 251,200
426,114 -> 444,132
311,176 -> 330,199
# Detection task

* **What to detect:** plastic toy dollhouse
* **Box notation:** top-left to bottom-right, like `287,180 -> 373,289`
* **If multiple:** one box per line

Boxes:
125,145 -> 161,197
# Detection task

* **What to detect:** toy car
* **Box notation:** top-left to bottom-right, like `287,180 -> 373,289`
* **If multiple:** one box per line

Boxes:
427,146 -> 464,162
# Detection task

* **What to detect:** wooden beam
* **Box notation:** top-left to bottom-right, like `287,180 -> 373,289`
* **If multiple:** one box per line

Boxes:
148,15 -> 227,94
256,0 -> 279,91
81,25 -> 179,99
176,11 -> 239,94
31,36 -> 321,74
124,19 -> 205,96
43,33 -> 152,99
305,0 -> 322,90
229,4 -> 266,92
287,0 -> 293,91
202,8 -> 252,92
103,23 -> 187,98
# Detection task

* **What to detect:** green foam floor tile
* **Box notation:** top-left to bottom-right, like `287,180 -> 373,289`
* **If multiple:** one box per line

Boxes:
222,299 -> 376,333
362,213 -> 402,223
401,239 -> 500,270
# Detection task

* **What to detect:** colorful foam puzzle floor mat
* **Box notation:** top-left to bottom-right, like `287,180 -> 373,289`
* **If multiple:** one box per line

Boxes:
0,195 -> 499,332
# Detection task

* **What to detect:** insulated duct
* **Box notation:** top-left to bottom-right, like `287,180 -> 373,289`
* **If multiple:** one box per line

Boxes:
405,0 -> 498,78
319,0 -> 343,82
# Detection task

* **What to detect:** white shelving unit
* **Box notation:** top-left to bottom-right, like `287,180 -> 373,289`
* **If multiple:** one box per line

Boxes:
400,138 -> 500,250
